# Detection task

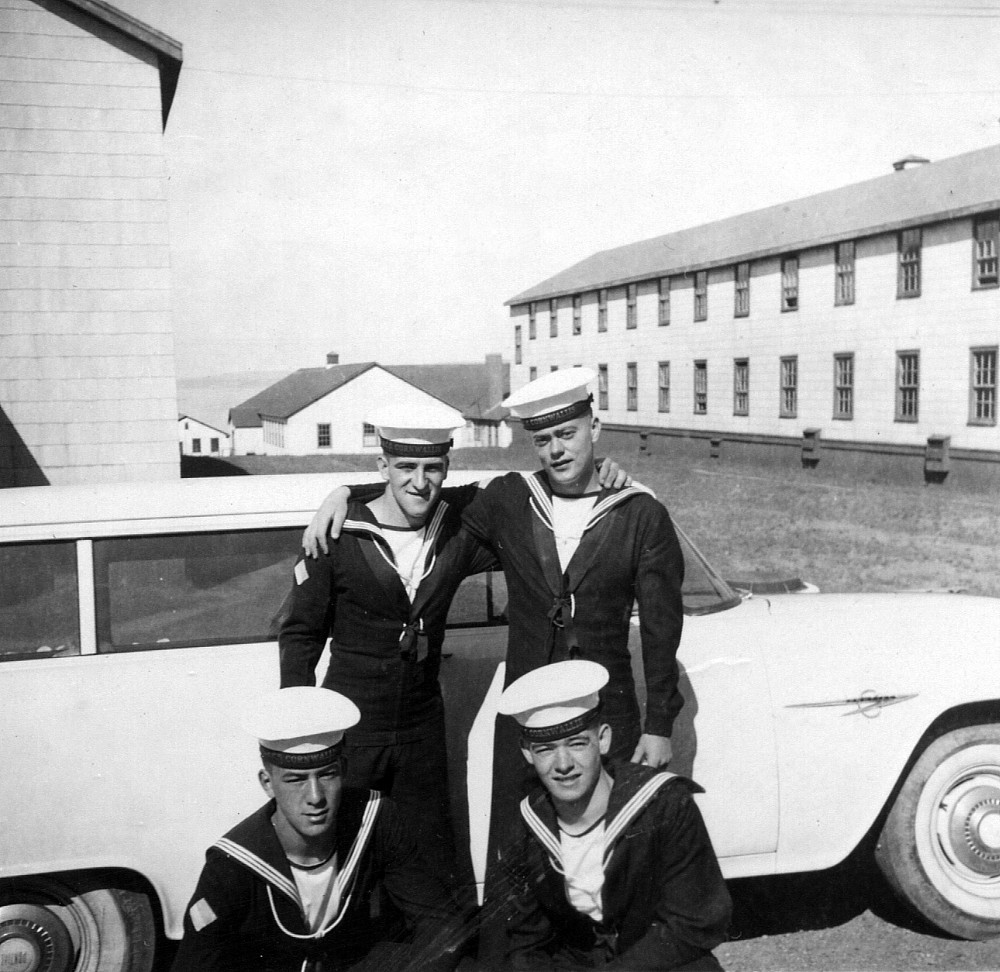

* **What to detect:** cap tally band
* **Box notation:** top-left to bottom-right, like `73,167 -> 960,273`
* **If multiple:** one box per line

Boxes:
260,740 -> 344,770
521,394 -> 594,432
518,702 -> 602,743
380,436 -> 453,457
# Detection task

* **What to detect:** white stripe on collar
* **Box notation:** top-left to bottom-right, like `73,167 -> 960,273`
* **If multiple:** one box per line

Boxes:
519,472 -> 654,536
344,501 -> 449,591
519,771 -> 677,872
214,790 -> 383,916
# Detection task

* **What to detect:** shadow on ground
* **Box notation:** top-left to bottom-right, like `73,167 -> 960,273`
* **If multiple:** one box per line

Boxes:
726,851 -> 949,943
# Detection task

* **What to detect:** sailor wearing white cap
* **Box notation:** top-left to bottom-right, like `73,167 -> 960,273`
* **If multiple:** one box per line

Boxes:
278,405 -> 499,892
172,687 -> 465,972
497,663 -> 731,972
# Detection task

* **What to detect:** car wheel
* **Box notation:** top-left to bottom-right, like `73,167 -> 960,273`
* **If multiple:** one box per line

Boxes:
0,877 -> 155,972
876,724 -> 1000,940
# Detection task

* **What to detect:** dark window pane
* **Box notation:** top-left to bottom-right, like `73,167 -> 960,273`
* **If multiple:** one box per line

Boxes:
0,542 -> 79,661
94,529 -> 301,652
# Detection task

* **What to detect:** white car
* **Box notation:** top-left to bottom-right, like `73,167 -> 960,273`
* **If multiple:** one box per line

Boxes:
0,472 -> 997,972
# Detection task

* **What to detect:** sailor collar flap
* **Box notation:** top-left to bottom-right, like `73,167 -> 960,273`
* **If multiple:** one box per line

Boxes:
519,470 -> 655,537
213,790 -> 383,914
341,500 -> 450,611
519,766 -> 692,873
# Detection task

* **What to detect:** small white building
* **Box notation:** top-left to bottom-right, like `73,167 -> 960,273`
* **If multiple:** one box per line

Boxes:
229,354 -> 511,456
178,415 -> 230,457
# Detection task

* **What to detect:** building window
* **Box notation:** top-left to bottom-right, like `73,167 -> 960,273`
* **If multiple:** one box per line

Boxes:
529,366 -> 537,381
693,360 -> 707,414
626,362 -> 637,410
657,361 -> 670,412
780,356 -> 797,418
970,347 -> 997,425
658,277 -> 670,326
733,359 -> 749,416
514,325 -> 522,364
573,295 -> 582,334
317,423 -> 331,448
835,241 -> 855,306
734,262 -> 750,318
895,351 -> 919,422
549,299 -> 558,338
598,289 -> 607,332
362,422 -> 378,447
529,303 -> 537,339
597,364 -> 608,410
833,353 -> 854,420
191,438 -> 201,454
781,256 -> 799,311
694,271 -> 708,321
898,228 -> 921,298
973,215 -> 999,289
210,437 -> 220,453
626,284 -> 637,329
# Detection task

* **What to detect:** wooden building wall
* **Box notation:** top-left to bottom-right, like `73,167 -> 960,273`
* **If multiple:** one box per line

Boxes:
0,0 -> 179,485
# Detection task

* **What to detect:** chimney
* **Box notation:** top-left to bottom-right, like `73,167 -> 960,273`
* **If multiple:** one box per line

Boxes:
485,353 -> 506,408
892,155 -> 930,172
326,352 -> 339,367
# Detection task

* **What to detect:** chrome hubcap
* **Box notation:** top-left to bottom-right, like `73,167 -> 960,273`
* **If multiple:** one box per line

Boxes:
0,905 -> 73,972
939,776 -> 1000,878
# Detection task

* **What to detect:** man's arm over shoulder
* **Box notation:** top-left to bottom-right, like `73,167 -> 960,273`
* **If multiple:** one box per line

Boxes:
170,850 -> 252,972
278,551 -> 336,688
634,499 -> 686,738
459,471 -> 523,544
604,781 -> 731,970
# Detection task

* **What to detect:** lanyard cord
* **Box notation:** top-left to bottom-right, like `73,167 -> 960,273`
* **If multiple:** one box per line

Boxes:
266,881 -> 356,941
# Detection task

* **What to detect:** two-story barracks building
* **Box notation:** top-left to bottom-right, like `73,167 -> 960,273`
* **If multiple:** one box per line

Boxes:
506,144 -> 1000,485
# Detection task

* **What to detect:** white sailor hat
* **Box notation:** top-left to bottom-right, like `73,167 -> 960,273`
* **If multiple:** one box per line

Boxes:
498,660 -> 609,742
369,403 -> 466,457
502,367 -> 596,432
246,687 -> 360,769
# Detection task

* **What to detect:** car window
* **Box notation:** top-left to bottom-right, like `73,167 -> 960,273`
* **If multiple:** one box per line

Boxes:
446,570 -> 508,628
93,528 -> 301,652
0,541 -> 79,661
673,520 -> 742,616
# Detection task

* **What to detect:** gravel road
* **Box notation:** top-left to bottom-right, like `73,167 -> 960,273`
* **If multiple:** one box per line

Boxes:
716,859 -> 1000,971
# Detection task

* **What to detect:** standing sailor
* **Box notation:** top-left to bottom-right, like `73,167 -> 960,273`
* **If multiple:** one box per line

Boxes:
278,404 -> 498,891
172,687 -> 465,972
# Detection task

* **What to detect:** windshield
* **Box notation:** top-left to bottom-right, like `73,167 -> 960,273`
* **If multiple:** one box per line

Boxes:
672,519 -> 742,616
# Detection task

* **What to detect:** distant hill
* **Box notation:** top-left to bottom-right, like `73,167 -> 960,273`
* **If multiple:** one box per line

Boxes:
177,370 -> 288,431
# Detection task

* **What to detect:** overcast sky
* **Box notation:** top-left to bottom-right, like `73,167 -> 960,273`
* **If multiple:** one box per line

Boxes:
112,0 -> 1000,380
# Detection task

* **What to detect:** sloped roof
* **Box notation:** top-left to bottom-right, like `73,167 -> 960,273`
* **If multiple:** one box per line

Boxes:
178,414 -> 228,436
384,362 -> 509,421
60,0 -> 183,125
229,363 -> 376,428
508,143 -> 1000,305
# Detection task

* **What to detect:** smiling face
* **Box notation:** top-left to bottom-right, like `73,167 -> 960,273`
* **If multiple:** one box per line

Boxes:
376,453 -> 448,527
260,757 -> 344,852
530,412 -> 600,495
522,723 -> 611,812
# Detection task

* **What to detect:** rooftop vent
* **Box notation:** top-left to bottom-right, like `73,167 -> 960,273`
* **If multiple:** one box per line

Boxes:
326,353 -> 339,367
893,155 -> 930,172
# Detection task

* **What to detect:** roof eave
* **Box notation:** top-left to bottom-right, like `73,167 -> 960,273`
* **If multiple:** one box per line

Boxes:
505,198 -> 1000,307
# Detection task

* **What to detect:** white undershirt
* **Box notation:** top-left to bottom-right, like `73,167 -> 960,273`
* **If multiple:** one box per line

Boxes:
560,821 -> 605,921
551,494 -> 599,572
290,853 -> 341,933
380,524 -> 428,602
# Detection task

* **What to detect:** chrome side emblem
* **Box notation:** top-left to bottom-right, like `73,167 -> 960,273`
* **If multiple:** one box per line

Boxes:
786,690 -> 918,718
